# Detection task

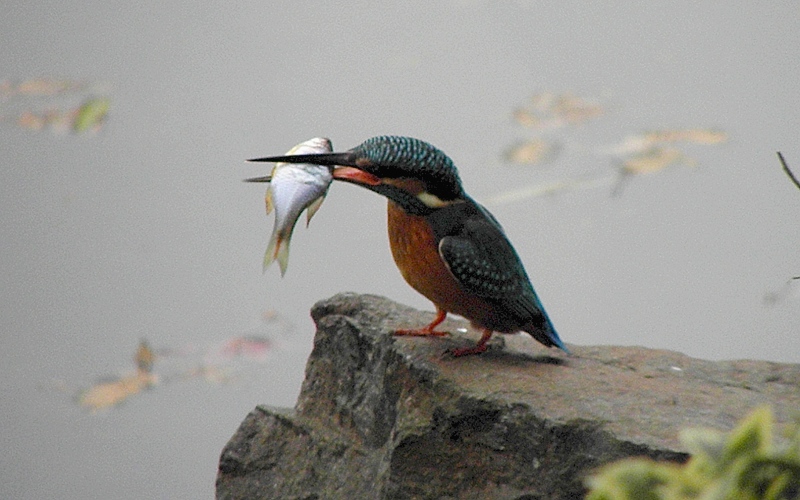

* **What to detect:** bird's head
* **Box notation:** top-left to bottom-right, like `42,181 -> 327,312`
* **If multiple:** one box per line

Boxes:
248,136 -> 466,215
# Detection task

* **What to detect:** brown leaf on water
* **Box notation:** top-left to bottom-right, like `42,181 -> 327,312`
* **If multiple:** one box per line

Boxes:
261,308 -> 279,321
14,78 -> 82,96
643,128 -> 727,145
78,371 -> 157,413
622,147 -> 688,176
72,329 -> 280,412
220,336 -> 273,362
185,365 -> 231,384
135,339 -> 156,374
512,92 -> 605,130
511,107 -> 540,128
503,138 -> 558,165
605,128 -> 728,156
15,109 -> 75,134
17,111 -> 46,131
552,93 -> 605,124
2,78 -> 109,135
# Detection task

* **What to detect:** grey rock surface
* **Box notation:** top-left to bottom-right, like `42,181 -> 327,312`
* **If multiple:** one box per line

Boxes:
217,293 -> 800,499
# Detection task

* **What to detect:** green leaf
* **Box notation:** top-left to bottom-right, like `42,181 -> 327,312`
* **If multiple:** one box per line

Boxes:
73,96 -> 110,133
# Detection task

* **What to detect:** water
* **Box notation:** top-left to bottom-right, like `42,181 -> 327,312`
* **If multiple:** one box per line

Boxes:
2,2 -> 799,498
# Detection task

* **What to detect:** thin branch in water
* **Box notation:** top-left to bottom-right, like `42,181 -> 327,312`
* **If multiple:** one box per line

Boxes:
778,152 -> 800,191
482,174 -> 615,206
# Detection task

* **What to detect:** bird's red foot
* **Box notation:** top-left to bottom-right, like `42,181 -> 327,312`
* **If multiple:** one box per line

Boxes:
447,328 -> 494,357
394,309 -> 449,337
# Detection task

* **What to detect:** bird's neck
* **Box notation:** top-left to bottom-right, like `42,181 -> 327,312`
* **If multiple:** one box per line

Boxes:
369,184 -> 434,216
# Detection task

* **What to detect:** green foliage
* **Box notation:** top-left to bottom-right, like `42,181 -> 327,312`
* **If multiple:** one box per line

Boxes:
586,406 -> 800,500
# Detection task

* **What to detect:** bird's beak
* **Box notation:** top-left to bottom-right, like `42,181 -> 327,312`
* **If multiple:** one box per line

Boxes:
243,175 -> 272,183
246,151 -> 381,186
248,152 -> 353,165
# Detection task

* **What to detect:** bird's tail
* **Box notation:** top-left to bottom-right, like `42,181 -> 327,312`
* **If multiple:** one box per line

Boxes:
526,315 -> 570,354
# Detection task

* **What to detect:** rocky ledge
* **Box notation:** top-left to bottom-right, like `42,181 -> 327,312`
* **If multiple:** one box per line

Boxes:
216,293 -> 800,500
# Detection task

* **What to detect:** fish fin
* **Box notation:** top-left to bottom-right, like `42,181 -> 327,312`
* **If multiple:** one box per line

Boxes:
263,231 -> 290,277
262,238 -> 276,273
264,188 -> 274,215
305,195 -> 326,226
262,230 -> 282,275
275,237 -> 290,276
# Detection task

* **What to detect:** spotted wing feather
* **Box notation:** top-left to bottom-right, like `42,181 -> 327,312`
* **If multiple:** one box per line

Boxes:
437,203 -> 566,350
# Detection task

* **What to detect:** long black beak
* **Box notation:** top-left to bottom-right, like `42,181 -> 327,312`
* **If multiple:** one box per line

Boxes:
243,175 -> 272,183
245,150 -> 380,186
247,151 -> 357,167
244,152 -> 354,183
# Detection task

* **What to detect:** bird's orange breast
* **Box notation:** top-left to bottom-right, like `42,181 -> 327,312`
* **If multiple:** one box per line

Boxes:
387,201 -> 497,327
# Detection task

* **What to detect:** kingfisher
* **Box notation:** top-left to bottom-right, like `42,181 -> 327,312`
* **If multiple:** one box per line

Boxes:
248,136 -> 568,357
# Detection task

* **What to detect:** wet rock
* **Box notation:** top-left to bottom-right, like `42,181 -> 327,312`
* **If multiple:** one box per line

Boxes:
216,293 -> 800,499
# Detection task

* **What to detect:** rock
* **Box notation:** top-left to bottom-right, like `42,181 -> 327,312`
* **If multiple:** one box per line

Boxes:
216,293 -> 800,500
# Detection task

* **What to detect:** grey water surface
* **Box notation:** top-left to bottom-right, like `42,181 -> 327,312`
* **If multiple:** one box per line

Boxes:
2,2 -> 799,499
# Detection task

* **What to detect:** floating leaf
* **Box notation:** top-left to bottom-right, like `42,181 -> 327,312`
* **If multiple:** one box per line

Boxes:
511,92 -> 605,130
78,372 -> 157,413
604,129 -> 728,157
220,336 -> 272,361
1,79 -> 109,135
644,129 -> 727,145
622,147 -> 687,175
503,138 -> 558,165
16,111 -> 46,131
72,96 -> 110,133
552,93 -> 605,124
135,339 -> 156,374
512,107 -> 540,128
16,78 -> 80,96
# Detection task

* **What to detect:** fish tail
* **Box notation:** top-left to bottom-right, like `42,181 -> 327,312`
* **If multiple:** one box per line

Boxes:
275,236 -> 290,276
263,231 -> 290,277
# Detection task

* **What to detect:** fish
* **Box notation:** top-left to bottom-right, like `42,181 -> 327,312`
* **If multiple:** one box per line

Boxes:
245,137 -> 334,276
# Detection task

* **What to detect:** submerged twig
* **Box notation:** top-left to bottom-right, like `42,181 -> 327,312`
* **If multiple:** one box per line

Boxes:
778,152 -> 800,191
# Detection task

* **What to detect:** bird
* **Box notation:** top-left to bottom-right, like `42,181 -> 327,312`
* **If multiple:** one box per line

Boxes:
249,136 -> 568,357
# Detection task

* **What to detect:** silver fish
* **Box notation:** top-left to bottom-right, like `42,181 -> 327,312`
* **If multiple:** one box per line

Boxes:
253,137 -> 333,276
